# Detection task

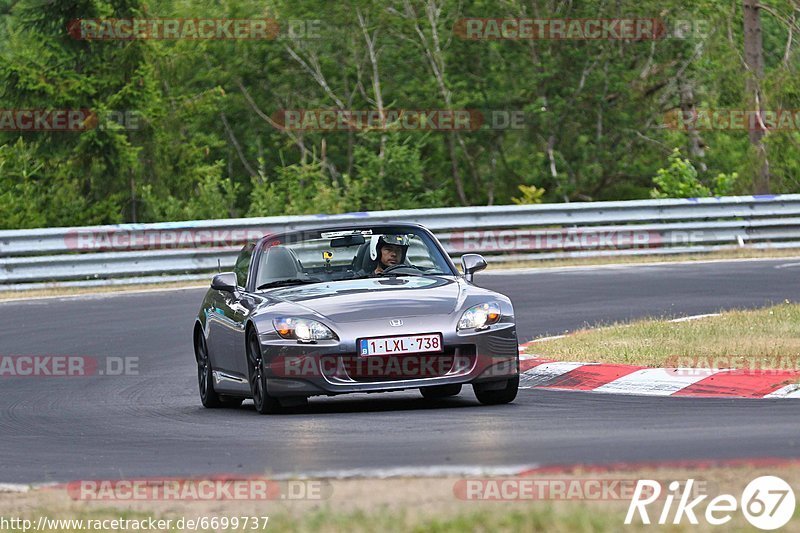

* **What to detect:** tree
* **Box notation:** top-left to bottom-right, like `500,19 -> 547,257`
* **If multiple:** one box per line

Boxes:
743,0 -> 769,193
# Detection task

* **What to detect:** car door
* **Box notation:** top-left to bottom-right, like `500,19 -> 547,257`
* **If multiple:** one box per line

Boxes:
212,243 -> 255,378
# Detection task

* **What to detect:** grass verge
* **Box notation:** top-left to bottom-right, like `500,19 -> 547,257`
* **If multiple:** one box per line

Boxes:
2,464 -> 799,532
0,280 -> 207,302
527,302 -> 800,368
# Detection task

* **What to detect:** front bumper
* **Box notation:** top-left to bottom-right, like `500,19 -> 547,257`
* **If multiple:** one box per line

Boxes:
259,321 -> 519,397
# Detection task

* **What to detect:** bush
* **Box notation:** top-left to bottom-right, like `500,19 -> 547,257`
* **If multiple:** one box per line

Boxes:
651,149 -> 736,198
248,160 -> 352,217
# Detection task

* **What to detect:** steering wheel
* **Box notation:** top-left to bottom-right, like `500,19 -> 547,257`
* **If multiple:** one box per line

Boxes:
379,264 -> 422,275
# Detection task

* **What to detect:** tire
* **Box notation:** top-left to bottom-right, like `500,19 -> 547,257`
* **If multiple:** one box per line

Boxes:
195,331 -> 241,408
420,384 -> 462,399
246,329 -> 282,415
473,375 -> 519,405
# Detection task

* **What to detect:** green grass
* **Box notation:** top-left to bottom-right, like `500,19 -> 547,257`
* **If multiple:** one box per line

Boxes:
9,466 -> 800,533
527,302 -> 800,367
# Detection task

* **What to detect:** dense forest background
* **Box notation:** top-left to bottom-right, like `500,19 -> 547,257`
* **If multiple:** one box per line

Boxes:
0,0 -> 799,229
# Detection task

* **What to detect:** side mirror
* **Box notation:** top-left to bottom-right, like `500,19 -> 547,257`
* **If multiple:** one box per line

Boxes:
461,254 -> 487,283
211,272 -> 239,294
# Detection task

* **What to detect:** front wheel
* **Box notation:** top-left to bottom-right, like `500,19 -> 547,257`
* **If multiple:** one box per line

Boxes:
196,332 -> 241,408
247,329 -> 282,414
473,376 -> 519,405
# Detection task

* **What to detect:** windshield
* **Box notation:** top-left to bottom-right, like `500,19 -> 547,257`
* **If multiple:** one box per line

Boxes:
254,227 -> 454,289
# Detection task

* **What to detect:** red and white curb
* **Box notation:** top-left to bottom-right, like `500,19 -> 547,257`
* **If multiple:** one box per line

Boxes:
518,357 -> 800,398
517,336 -> 800,399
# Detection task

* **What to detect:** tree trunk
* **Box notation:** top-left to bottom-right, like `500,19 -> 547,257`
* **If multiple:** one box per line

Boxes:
129,174 -> 137,223
678,78 -> 707,172
743,0 -> 769,193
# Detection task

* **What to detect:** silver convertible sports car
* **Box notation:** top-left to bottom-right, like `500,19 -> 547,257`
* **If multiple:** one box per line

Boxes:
193,223 -> 519,414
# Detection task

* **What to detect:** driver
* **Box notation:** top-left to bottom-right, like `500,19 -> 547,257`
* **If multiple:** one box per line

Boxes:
370,234 -> 410,275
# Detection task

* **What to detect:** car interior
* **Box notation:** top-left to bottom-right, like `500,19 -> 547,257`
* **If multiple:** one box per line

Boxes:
255,234 -> 431,288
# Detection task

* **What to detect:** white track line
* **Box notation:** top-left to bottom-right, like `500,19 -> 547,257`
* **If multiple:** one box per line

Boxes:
0,483 -> 31,493
268,465 -> 539,480
518,335 -> 567,354
774,262 -> 800,269
527,335 -> 568,343
669,313 -> 720,323
764,384 -> 800,399
520,361 -> 585,388
0,482 -> 58,493
593,368 -> 723,396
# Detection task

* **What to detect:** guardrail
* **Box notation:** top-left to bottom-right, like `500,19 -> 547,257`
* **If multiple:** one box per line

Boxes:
2,194 -> 800,288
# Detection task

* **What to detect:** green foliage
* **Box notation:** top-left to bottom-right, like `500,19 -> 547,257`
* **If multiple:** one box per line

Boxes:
712,171 -> 738,197
248,160 -> 352,217
651,149 -> 709,198
651,149 -> 737,198
141,161 -> 240,221
0,138 -> 116,228
0,0 -> 798,229
351,133 -> 446,211
511,184 -> 546,205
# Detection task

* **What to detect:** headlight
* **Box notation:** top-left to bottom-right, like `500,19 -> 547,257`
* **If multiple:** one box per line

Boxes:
273,317 -> 338,341
458,302 -> 502,330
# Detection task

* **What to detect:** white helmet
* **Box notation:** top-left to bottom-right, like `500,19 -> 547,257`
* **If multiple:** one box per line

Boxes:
369,234 -> 410,262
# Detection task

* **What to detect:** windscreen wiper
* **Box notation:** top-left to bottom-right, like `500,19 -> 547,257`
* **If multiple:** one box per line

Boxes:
257,278 -> 320,290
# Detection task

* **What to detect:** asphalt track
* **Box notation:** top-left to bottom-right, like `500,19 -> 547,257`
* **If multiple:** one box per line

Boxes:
2,258 -> 800,484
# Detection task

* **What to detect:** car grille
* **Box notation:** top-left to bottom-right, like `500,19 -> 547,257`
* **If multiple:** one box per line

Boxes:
330,345 -> 477,382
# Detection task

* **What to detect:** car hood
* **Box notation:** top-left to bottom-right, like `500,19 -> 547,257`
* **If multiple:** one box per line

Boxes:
263,276 -> 464,323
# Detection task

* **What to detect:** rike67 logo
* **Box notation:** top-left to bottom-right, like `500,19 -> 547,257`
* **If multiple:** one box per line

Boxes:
626,476 -> 795,530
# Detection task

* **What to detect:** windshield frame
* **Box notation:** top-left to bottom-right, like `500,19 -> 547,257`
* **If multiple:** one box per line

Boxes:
247,224 -> 459,292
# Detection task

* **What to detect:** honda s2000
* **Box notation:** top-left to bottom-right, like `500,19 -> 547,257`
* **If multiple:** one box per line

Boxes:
193,223 -> 519,414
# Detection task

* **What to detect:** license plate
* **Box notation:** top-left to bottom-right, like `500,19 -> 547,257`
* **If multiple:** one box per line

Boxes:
360,334 -> 443,356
